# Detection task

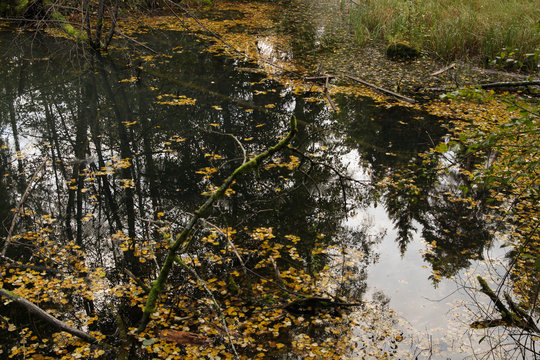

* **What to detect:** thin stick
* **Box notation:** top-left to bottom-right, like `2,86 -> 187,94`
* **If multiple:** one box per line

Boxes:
472,67 -> 540,81
323,75 -> 338,112
325,93 -> 338,112
343,74 -> 416,104
475,80 -> 540,89
1,159 -> 47,257
173,257 -> 240,360
199,219 -> 247,272
430,63 -> 455,76
304,75 -> 336,81
113,30 -> 157,53
124,268 -> 151,293
269,256 -> 284,287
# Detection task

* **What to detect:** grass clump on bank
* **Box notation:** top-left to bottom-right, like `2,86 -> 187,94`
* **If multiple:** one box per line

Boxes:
351,0 -> 540,71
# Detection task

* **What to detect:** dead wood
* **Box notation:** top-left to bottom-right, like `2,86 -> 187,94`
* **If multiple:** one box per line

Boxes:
344,74 -> 415,104
0,288 -> 99,344
430,63 -> 455,76
472,67 -> 540,81
304,75 -> 336,83
0,256 -> 60,275
473,276 -> 540,333
324,93 -> 338,112
283,296 -> 361,314
123,268 -> 150,293
302,75 -> 338,111
475,80 -> 540,89
425,80 -> 540,93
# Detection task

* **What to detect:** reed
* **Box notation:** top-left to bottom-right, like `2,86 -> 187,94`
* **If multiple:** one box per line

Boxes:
351,0 -> 540,70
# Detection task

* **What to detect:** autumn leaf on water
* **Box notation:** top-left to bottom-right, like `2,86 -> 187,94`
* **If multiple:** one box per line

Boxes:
196,167 -> 218,179
205,153 -> 223,160
119,76 -> 137,83
155,94 -> 197,106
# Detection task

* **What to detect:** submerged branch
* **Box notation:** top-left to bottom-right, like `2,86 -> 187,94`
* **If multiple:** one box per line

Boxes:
472,276 -> 540,333
344,73 -> 415,104
0,288 -> 99,344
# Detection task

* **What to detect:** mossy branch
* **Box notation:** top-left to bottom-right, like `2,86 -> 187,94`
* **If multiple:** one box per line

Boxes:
473,276 -> 540,333
50,11 -> 88,41
503,292 -> 540,333
137,115 -> 297,333
477,276 -> 510,316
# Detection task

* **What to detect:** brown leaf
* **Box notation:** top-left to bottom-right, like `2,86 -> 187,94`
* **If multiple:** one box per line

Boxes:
159,329 -> 212,346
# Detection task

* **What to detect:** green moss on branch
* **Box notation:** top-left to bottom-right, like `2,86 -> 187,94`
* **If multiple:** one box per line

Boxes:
137,115 -> 297,332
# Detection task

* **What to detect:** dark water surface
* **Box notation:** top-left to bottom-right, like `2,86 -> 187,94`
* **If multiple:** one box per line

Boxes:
0,26 -> 497,358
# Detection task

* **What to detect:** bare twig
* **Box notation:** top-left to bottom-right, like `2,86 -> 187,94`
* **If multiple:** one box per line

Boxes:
113,29 -> 156,53
0,255 -> 60,275
199,218 -> 247,272
124,268 -> 151,293
430,63 -> 456,76
269,256 -> 284,287
173,257 -> 240,360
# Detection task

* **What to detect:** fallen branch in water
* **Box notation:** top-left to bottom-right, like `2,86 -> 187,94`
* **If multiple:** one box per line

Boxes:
472,67 -> 540,81
323,75 -> 338,112
0,255 -> 60,275
475,80 -> 540,89
304,75 -> 336,83
471,276 -> 540,333
0,288 -> 99,344
430,63 -> 455,76
425,80 -> 540,93
137,115 -> 298,333
283,296 -> 362,315
343,74 -> 415,104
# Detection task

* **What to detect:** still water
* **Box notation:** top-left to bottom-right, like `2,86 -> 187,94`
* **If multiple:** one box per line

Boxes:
0,19 -> 502,359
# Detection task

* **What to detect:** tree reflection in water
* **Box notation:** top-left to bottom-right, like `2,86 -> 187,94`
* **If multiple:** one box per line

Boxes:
0,29 -> 502,358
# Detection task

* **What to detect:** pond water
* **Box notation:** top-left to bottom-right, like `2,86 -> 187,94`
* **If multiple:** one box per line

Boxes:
0,7 -> 507,360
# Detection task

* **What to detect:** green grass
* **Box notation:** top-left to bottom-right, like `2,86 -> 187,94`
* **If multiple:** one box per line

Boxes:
351,0 -> 540,71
